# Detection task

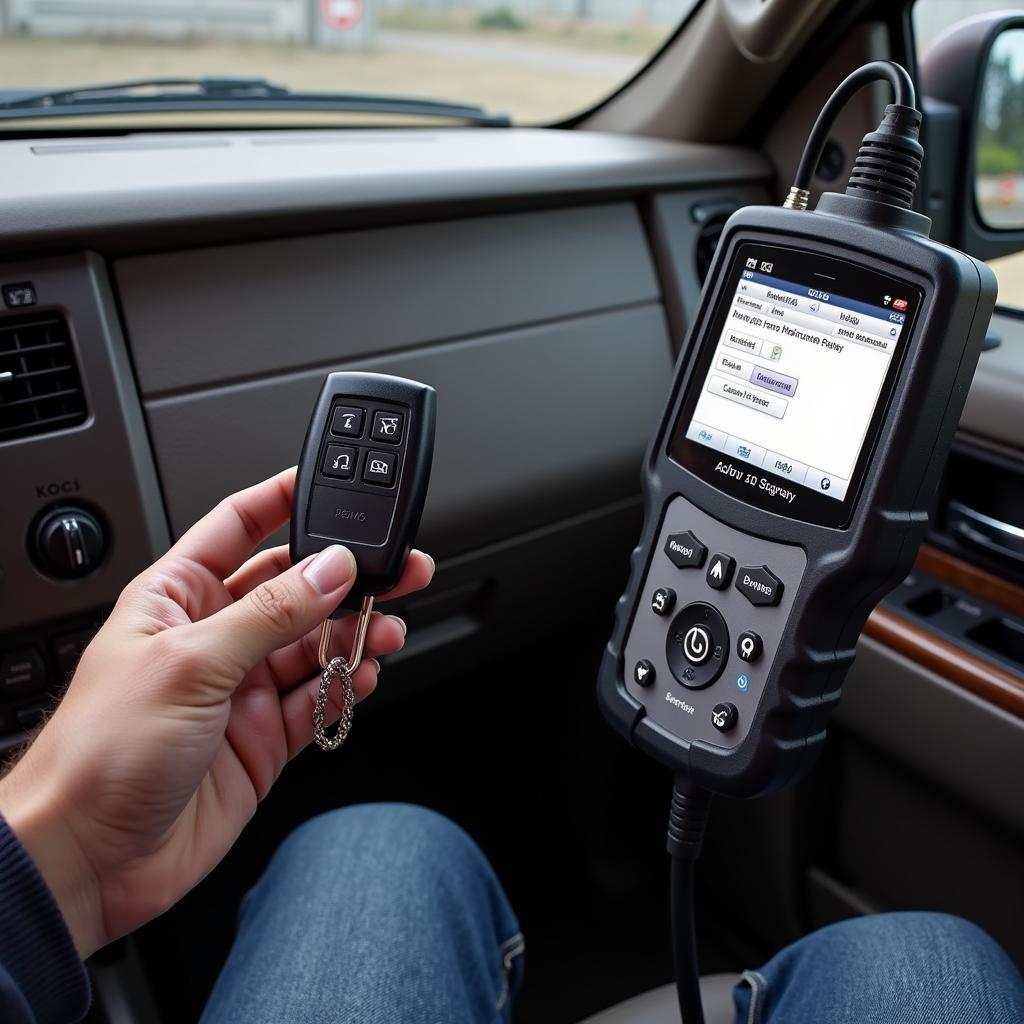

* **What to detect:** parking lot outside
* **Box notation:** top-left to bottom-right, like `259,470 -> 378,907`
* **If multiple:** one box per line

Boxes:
0,0 -> 695,124
2,0 -> 1023,306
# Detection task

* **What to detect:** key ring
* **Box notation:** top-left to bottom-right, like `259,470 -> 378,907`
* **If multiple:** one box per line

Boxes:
312,594 -> 374,751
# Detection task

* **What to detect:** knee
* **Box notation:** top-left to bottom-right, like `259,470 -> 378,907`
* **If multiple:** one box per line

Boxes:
889,912 -> 1020,979
803,912 -> 1023,1012
833,911 -> 1007,967
266,803 -> 494,897
746,914 -> 1023,1024
902,911 -> 1000,953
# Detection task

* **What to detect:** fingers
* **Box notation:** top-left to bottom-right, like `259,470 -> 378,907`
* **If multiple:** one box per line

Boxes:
281,659 -> 380,759
254,549 -> 433,689
189,544 -> 357,679
224,544 -> 291,601
166,469 -> 296,582
266,611 -> 406,690
378,550 -> 435,602
227,546 -> 435,605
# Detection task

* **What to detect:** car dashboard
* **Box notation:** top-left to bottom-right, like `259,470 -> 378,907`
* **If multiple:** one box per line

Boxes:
1,123 -> 1023,1019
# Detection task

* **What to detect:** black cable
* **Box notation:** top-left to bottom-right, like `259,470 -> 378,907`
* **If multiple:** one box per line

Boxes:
792,60 -> 915,195
670,858 -> 703,1024
666,777 -> 712,1024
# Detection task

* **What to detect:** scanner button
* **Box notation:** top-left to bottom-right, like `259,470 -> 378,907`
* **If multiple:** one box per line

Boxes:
651,587 -> 676,616
736,565 -> 784,607
682,626 -> 712,665
711,702 -> 738,732
323,445 -> 356,480
737,631 -> 763,662
633,660 -> 655,688
665,531 -> 707,569
666,603 -> 729,689
706,554 -> 735,590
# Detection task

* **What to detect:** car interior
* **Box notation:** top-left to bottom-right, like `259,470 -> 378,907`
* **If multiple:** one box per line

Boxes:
1,0 -> 1023,1021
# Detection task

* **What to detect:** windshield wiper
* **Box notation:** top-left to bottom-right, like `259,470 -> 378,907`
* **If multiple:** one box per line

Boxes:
0,76 -> 511,126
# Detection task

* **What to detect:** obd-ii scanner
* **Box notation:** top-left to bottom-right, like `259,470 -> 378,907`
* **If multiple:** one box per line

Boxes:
597,62 -> 997,1023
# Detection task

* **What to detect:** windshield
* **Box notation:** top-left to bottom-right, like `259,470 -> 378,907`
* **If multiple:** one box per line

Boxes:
0,0 -> 701,128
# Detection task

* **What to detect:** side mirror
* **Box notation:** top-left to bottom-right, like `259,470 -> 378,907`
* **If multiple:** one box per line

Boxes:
975,28 -> 1024,232
921,12 -> 1024,261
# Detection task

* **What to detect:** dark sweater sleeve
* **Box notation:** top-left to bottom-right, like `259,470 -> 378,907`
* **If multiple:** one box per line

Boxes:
0,814 -> 90,1024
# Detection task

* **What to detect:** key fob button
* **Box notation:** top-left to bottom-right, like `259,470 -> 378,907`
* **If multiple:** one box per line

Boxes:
331,406 -> 365,437
307,485 -> 394,547
370,410 -> 405,444
363,450 -> 398,487
651,587 -> 676,616
322,445 -> 356,480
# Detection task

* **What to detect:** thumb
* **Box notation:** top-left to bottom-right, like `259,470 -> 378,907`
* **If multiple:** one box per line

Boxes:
191,545 -> 357,676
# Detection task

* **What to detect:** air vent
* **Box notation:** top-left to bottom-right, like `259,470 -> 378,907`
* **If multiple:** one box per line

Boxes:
693,203 -> 738,284
0,313 -> 87,442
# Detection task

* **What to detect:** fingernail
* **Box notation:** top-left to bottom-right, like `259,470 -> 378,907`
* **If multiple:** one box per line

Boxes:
303,545 -> 355,594
388,614 -> 407,637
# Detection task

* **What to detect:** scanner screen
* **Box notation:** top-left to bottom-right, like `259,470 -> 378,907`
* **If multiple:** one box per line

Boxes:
671,243 -> 921,527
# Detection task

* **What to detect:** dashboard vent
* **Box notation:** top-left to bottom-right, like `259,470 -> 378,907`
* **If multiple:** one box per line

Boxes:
0,313 -> 87,442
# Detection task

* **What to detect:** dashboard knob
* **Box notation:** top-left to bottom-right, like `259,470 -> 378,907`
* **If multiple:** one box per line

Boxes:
31,506 -> 107,579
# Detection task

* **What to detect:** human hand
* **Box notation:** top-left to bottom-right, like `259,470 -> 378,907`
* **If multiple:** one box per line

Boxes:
0,468 -> 434,958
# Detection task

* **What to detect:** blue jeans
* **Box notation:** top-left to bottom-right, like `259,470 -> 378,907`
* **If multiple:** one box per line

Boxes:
733,912 -> 1024,1023
200,804 -> 525,1024
200,804 -> 1024,1023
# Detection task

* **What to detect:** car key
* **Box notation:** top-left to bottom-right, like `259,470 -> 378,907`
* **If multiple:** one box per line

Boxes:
291,371 -> 436,749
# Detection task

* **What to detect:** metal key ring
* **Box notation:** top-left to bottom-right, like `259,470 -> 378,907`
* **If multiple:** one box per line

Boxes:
312,594 -> 375,751
318,594 -> 374,673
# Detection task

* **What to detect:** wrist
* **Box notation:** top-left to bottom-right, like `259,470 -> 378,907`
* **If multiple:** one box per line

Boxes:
0,757 -> 104,958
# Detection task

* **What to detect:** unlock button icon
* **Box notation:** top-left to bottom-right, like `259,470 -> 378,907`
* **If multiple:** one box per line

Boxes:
323,445 -> 357,480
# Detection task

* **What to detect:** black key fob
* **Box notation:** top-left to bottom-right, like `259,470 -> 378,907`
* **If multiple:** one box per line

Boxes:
290,371 -> 436,615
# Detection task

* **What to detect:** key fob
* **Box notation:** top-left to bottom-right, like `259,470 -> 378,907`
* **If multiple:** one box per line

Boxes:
290,371 -> 436,615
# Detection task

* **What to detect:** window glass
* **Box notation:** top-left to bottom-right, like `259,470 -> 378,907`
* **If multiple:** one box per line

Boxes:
0,0 -> 701,128
914,1 -> 1024,305
913,1 -> 1010,50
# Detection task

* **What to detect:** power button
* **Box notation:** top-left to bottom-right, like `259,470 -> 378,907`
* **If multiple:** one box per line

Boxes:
665,602 -> 729,690
682,625 -> 712,665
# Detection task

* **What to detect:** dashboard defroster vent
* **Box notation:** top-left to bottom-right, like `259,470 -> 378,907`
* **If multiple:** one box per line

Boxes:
0,313 -> 87,442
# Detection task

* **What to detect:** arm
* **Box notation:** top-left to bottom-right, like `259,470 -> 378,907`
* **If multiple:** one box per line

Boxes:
0,468 -> 433,980
0,814 -> 89,1024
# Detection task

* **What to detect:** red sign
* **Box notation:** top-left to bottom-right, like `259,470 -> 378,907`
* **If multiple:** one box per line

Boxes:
892,298 -> 908,312
321,0 -> 362,30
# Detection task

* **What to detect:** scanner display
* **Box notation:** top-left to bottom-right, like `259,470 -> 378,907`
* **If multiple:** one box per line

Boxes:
671,243 -> 920,527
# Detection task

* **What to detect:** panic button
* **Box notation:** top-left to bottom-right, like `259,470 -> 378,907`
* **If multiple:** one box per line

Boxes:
736,565 -> 784,607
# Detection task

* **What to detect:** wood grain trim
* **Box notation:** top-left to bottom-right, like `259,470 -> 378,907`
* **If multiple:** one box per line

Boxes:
865,605 -> 1024,721
916,544 -> 1024,618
